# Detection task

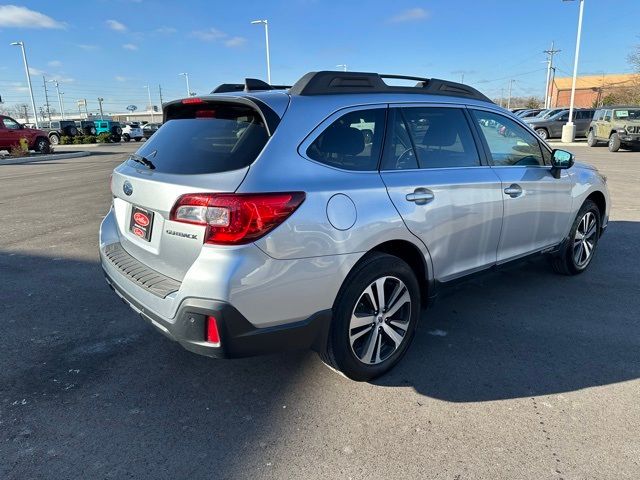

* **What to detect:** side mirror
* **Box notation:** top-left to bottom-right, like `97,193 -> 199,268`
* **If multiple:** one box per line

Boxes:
550,149 -> 574,178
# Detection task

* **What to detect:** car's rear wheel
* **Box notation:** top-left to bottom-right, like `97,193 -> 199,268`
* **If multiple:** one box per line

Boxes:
587,130 -> 599,147
123,134 -> 131,142
551,199 -> 601,275
135,137 -> 142,142
321,252 -> 420,381
608,133 -> 621,152
49,133 -> 60,145
535,128 -> 549,140
34,137 -> 50,154
90,127 -> 97,135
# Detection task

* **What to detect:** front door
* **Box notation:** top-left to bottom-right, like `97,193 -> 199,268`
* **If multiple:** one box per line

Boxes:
469,109 -> 574,263
0,117 -> 23,148
380,105 -> 503,282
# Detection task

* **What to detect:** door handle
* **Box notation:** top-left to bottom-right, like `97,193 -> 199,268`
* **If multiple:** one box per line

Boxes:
406,188 -> 435,205
504,184 -> 523,198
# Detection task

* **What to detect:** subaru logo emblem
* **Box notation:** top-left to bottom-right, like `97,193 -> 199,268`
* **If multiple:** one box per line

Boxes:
123,181 -> 133,196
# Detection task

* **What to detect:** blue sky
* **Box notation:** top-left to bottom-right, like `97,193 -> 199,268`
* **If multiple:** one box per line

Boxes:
1,0 -> 639,116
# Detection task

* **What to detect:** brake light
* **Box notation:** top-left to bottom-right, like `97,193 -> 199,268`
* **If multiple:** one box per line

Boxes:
206,315 -> 220,344
182,97 -> 203,104
170,192 -> 305,245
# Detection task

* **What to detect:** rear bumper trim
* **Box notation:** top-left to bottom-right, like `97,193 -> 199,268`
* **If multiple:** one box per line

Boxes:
103,268 -> 332,359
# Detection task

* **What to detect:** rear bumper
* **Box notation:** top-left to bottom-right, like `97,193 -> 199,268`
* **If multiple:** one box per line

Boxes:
104,268 -> 332,358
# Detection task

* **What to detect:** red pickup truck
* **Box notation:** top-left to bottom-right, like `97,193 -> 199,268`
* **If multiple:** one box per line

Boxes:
0,115 -> 50,153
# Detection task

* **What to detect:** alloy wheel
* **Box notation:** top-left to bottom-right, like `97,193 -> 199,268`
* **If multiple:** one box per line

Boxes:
573,211 -> 597,268
349,276 -> 411,365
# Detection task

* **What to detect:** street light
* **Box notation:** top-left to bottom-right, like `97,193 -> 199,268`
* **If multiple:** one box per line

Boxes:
251,19 -> 271,84
144,85 -> 154,122
10,41 -> 39,128
179,72 -> 191,97
561,0 -> 585,143
336,64 -> 348,72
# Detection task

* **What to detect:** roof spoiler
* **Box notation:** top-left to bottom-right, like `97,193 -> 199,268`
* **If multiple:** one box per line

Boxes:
211,78 -> 292,94
288,71 -> 492,102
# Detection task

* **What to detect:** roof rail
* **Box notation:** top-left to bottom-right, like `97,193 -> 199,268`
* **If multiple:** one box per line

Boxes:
211,78 -> 292,94
289,71 -> 492,103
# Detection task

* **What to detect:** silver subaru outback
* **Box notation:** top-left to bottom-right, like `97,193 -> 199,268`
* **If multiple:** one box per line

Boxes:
100,71 -> 609,380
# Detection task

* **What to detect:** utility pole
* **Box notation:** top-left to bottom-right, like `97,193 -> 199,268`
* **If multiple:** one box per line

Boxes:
549,67 -> 557,107
460,73 -> 465,84
83,99 -> 89,118
22,104 -> 29,124
500,88 -> 505,108
507,79 -> 515,110
49,80 -> 64,119
42,75 -> 52,121
145,85 -> 154,122
158,84 -> 164,107
97,97 -> 104,120
543,41 -> 561,109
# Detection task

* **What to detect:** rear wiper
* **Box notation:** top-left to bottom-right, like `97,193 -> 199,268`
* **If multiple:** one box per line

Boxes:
129,153 -> 156,170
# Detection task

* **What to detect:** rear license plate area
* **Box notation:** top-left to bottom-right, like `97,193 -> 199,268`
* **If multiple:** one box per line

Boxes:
129,206 -> 154,242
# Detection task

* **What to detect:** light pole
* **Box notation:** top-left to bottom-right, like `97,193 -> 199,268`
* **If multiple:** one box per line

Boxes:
48,80 -> 64,119
562,0 -> 585,143
251,19 -> 271,84
179,72 -> 191,97
60,92 -> 65,118
10,41 -> 39,127
336,64 -> 348,72
97,97 -> 105,120
144,85 -> 154,122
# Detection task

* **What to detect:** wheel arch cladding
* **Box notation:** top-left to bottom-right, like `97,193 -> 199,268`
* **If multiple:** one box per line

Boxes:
586,191 -> 606,227
370,240 -> 429,306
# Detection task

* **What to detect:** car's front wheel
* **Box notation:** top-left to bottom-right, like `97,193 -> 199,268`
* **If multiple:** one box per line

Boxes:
535,128 -> 549,140
608,133 -> 621,152
551,199 -> 601,275
122,134 -> 131,142
34,137 -> 50,154
587,130 -> 599,147
321,252 -> 420,381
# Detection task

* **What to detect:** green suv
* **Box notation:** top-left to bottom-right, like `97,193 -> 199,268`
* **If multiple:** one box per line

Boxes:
588,106 -> 640,152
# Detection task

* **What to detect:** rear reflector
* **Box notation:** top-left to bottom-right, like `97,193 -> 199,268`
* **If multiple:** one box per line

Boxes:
170,192 -> 305,245
206,315 -> 220,344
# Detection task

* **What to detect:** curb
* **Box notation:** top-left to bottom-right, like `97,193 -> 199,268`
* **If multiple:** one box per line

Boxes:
54,143 -> 119,149
0,151 -> 91,166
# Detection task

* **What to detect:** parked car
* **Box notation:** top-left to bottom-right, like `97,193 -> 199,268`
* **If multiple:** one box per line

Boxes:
587,106 -> 640,152
526,108 -> 595,140
142,122 -> 161,139
517,108 -> 544,119
39,120 -> 78,144
534,108 -> 566,120
94,120 -> 122,142
100,71 -> 609,381
0,115 -> 50,153
75,120 -> 97,136
121,122 -> 144,142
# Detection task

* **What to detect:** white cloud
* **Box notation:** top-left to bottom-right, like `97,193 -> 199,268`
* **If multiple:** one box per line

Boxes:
106,19 -> 127,31
48,60 -> 63,68
191,28 -> 227,42
122,43 -> 138,51
51,75 -> 75,83
28,66 -> 44,76
77,44 -> 99,51
156,26 -> 177,34
389,7 -> 429,23
0,5 -> 65,29
224,36 -> 247,48
115,76 -> 127,82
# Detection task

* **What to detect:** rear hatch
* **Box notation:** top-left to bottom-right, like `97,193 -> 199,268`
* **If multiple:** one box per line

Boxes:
110,97 -> 274,280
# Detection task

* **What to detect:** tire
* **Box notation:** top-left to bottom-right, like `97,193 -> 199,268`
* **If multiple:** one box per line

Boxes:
608,133 -> 621,152
68,127 -> 78,136
123,134 -> 131,142
90,127 -> 97,135
112,135 -> 122,143
320,252 -> 420,381
135,137 -> 142,142
551,200 -> 601,276
34,137 -> 50,154
49,133 -> 60,145
587,130 -> 599,147
535,128 -> 549,140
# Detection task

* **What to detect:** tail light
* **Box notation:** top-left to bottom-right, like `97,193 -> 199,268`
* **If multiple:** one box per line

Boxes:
170,192 -> 305,245
206,315 -> 220,345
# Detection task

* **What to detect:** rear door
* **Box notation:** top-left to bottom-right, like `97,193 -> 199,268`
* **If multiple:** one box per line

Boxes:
380,105 -> 503,282
110,98 -> 274,280
469,109 -> 574,262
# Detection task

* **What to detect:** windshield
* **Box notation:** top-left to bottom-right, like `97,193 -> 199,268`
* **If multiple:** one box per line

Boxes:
614,109 -> 640,120
130,103 -> 268,174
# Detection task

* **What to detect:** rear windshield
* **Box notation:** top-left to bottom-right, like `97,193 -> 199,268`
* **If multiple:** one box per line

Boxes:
129,102 -> 269,174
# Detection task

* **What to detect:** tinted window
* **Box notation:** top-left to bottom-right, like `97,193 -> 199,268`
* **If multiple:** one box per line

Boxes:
556,112 -> 569,122
2,117 -> 20,130
603,110 -> 612,122
307,109 -> 386,171
130,103 -> 269,174
593,110 -> 603,121
382,107 -> 479,170
471,110 -> 544,166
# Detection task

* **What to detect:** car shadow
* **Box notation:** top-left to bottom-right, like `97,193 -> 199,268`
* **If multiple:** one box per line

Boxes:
375,220 -> 640,401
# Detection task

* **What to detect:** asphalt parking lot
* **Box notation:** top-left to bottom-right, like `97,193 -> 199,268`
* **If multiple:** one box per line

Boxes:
1,142 -> 639,479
